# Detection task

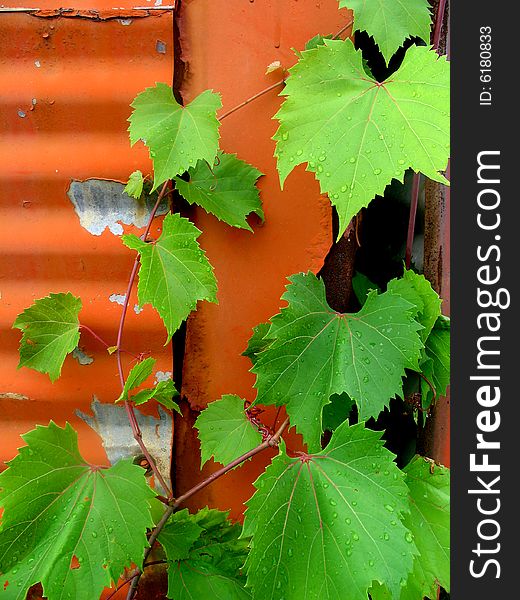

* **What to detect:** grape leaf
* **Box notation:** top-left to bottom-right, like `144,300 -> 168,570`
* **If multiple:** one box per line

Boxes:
242,422 -> 417,600
122,213 -> 217,342
116,357 -> 180,411
371,456 -> 450,600
124,170 -> 144,199
338,0 -> 432,65
420,316 -> 450,408
387,268 -> 441,341
195,395 -> 262,467
133,379 -> 180,411
274,40 -> 450,237
175,152 -> 264,231
118,357 -> 155,401
13,292 -> 82,382
352,271 -> 381,305
242,323 -> 273,365
159,508 -> 250,600
322,392 -> 356,432
0,422 -> 155,600
252,272 -> 423,451
129,84 -> 222,191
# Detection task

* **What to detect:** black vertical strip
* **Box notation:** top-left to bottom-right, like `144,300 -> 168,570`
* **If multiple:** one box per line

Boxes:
452,3 -> 518,596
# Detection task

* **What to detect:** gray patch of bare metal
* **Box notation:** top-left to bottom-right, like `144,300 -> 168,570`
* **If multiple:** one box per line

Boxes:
67,179 -> 168,236
72,346 -> 94,366
77,397 -> 172,494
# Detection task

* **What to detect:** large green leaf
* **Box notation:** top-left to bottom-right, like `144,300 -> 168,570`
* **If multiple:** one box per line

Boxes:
252,272 -> 423,451
274,40 -> 450,237
175,152 -> 264,231
129,84 -> 222,190
196,395 -> 262,467
122,213 -> 217,342
243,422 -> 417,600
387,269 -> 441,342
159,508 -> 251,600
0,422 -> 155,600
338,0 -> 432,64
242,323 -> 273,365
13,292 -> 82,382
371,456 -> 450,600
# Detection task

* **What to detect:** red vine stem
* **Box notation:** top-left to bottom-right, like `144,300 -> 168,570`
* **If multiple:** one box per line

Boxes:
405,0 -> 449,270
116,181 -> 172,498
126,417 -> 290,600
218,19 -> 354,123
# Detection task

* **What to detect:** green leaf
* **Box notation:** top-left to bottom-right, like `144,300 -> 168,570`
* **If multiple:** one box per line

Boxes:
159,508 -> 251,600
124,169 -> 144,199
371,456 -> 450,600
338,0 -> 432,65
243,422 -> 417,600
158,509 -> 204,562
274,41 -> 450,237
322,392 -> 356,431
242,322 -> 273,365
116,357 -> 180,411
252,272 -> 423,451
13,292 -> 82,382
118,357 -> 156,401
122,213 -> 217,342
420,316 -> 450,408
129,84 -> 222,190
0,422 -> 155,600
133,379 -> 181,412
352,271 -> 381,305
175,152 -> 264,231
387,269 -> 441,341
195,395 -> 262,467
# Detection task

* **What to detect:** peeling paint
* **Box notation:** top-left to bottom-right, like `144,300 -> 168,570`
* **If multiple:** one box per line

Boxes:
154,371 -> 172,384
156,39 -> 167,54
67,179 -> 169,236
109,293 -> 126,306
134,304 -> 144,314
0,7 -> 176,20
77,397 -> 172,493
72,346 -> 94,366
0,392 -> 30,401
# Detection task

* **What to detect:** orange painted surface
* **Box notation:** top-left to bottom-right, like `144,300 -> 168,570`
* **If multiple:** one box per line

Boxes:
0,9 -> 174,466
176,0 -> 352,519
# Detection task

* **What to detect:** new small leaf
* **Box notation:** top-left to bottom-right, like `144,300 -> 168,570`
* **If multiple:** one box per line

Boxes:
175,152 -> 264,231
124,170 -> 144,199
129,84 -> 222,190
13,292 -> 82,382
122,213 -> 217,341
117,357 -> 180,411
195,395 -> 262,467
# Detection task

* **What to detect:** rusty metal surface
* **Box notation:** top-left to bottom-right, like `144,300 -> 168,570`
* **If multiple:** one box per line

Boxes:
0,8 -> 174,469
175,0 -> 351,520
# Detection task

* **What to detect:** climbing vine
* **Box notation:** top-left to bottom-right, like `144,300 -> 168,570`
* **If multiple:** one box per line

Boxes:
1,1 -> 450,599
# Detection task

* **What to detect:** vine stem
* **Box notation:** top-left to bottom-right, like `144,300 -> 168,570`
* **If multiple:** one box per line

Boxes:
405,0 -> 448,269
219,18 -> 354,122
116,181 -> 172,498
126,417 -> 290,600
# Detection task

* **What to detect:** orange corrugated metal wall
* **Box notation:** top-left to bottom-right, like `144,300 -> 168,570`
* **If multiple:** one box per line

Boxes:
1,0 -> 449,596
